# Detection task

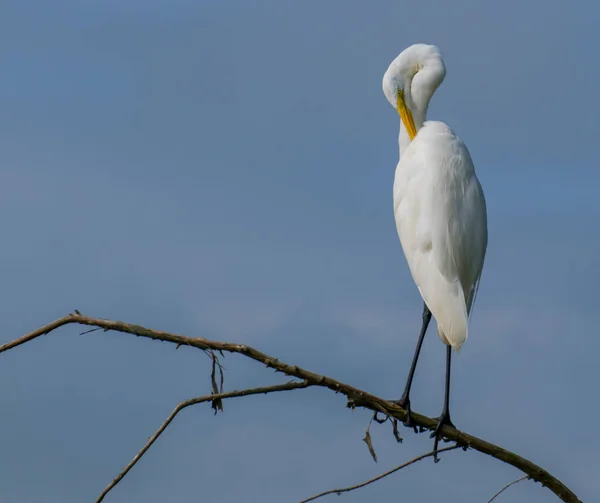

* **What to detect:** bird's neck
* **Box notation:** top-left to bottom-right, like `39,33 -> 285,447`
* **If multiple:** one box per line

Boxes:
398,101 -> 427,157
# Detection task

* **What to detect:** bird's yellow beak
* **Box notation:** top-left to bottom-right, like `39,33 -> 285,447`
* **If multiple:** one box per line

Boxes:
396,89 -> 417,141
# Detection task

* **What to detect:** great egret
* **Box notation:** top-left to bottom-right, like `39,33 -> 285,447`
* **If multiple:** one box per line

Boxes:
382,44 -> 488,456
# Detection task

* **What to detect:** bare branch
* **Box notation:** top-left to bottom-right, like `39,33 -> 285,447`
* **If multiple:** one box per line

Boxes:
95,381 -> 311,503
299,445 -> 460,503
0,313 -> 583,503
488,475 -> 530,503
0,315 -> 73,352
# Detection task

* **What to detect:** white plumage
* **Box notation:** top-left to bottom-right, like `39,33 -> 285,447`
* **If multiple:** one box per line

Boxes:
383,44 -> 487,351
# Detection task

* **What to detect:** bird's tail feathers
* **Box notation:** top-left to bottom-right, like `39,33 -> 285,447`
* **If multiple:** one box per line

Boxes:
438,323 -> 467,351
424,280 -> 468,351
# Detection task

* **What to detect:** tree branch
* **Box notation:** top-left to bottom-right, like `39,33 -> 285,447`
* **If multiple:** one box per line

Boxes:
298,444 -> 460,503
96,381 -> 311,503
487,475 -> 530,503
0,312 -> 582,503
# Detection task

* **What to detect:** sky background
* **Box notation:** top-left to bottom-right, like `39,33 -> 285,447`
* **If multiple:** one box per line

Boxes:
0,0 -> 598,502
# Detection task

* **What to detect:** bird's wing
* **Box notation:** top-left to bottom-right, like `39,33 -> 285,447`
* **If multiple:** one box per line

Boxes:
430,138 -> 488,316
394,147 -> 469,349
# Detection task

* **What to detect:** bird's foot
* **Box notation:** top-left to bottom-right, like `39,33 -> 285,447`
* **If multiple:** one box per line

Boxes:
393,396 -> 426,433
429,411 -> 456,463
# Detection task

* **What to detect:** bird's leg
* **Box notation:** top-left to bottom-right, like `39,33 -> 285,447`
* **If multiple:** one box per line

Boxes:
396,303 -> 431,431
430,344 -> 456,462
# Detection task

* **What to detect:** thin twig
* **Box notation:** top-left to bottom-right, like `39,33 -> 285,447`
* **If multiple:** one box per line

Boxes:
0,313 -> 583,503
95,381 -> 311,503
488,475 -> 530,502
299,445 -> 460,503
79,327 -> 102,335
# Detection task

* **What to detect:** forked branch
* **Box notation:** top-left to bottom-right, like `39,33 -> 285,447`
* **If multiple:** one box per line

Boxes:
0,312 -> 582,503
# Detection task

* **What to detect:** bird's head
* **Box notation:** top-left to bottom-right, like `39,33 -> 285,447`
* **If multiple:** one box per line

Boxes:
382,44 -> 446,140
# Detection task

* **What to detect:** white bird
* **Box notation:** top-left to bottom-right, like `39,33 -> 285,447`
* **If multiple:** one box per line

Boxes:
382,44 -> 487,454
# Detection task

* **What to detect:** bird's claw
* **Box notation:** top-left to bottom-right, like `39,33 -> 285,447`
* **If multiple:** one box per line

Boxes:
372,412 -> 388,424
430,412 -> 456,462
394,396 -> 421,433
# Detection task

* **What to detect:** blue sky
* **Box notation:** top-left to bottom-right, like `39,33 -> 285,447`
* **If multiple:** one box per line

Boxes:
0,1 -> 598,502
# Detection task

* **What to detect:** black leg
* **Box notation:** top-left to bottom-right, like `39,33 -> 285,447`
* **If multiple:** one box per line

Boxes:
396,303 -> 431,430
430,344 -> 456,462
